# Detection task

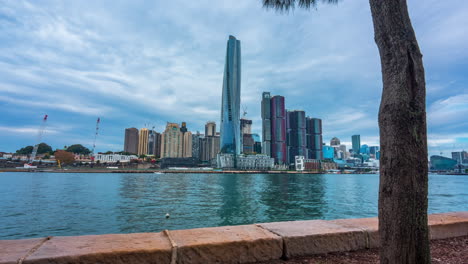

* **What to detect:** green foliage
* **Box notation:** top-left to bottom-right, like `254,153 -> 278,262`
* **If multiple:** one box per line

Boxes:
66,144 -> 91,155
16,146 -> 33,154
104,151 -> 113,154
37,143 -> 52,154
262,0 -> 338,12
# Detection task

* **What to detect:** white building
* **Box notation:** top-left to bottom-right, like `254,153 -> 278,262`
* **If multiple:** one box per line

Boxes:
93,154 -> 138,163
217,153 -> 274,170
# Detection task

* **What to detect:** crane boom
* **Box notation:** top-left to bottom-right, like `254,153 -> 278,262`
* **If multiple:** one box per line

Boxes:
28,115 -> 48,165
92,117 -> 100,155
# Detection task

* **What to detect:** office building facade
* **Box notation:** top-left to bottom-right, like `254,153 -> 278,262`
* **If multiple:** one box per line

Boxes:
306,117 -> 323,160
160,123 -> 182,158
124,128 -> 139,154
352,135 -> 361,155
286,110 -> 307,165
138,128 -> 149,156
261,92 -> 272,156
220,35 -> 241,155
271,95 -> 287,164
148,130 -> 161,158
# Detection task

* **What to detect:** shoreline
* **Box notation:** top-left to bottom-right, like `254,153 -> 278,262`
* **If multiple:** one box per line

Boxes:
1,212 -> 466,264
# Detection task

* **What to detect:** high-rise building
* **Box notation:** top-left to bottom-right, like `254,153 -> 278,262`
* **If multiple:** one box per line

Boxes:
323,145 -> 334,160
205,122 -> 216,137
124,128 -> 139,154
148,130 -> 161,158
192,132 -> 202,159
261,92 -> 272,156
352,135 -> 361,155
306,117 -> 323,160
180,122 -> 192,158
271,95 -> 287,164
252,133 -> 262,154
286,110 -> 307,165
240,118 -> 252,135
220,35 -> 241,155
330,137 -> 340,146
242,134 -> 255,154
160,123 -> 182,158
369,146 -> 380,155
138,128 -> 149,156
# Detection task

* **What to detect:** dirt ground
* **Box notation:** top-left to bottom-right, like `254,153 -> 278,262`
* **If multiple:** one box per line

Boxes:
257,235 -> 468,264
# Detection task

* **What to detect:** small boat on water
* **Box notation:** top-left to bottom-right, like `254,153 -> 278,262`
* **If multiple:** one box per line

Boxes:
154,172 -> 164,174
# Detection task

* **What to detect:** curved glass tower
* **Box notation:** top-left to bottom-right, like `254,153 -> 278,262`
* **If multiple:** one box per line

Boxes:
220,35 -> 241,155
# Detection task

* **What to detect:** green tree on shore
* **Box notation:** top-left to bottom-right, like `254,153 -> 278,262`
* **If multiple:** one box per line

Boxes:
262,0 -> 429,263
16,143 -> 52,155
66,144 -> 91,155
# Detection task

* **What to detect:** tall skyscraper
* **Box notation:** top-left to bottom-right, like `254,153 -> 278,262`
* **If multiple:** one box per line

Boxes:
148,129 -> 161,158
160,123 -> 182,158
261,92 -> 272,156
240,118 -> 252,134
220,35 -> 241,155
192,132 -> 202,159
124,128 -> 139,154
286,110 -> 307,164
271,95 -> 287,164
306,117 -> 323,160
138,128 -> 149,155
352,135 -> 361,155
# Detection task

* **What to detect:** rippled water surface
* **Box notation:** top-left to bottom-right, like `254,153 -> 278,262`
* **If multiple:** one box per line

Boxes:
0,172 -> 466,239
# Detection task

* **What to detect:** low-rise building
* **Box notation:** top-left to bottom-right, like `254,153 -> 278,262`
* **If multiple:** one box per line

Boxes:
93,154 -> 138,163
217,153 -> 274,170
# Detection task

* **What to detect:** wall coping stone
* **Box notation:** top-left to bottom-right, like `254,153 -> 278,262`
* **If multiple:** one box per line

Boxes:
0,211 -> 466,264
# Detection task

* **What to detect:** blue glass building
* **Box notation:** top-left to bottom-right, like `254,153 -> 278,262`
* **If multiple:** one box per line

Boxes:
220,35 -> 241,155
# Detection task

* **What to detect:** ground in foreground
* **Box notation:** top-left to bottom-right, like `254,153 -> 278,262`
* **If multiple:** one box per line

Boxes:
257,235 -> 467,264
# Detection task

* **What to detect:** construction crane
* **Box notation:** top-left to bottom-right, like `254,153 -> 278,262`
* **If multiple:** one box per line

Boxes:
91,117 -> 100,156
25,114 -> 48,169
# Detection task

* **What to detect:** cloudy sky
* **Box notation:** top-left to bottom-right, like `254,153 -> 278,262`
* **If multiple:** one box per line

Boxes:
0,0 -> 467,156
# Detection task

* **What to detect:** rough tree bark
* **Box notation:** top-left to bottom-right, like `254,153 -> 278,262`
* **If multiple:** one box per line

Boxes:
369,0 -> 430,263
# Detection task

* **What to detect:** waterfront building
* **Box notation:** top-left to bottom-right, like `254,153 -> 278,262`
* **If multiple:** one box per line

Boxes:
295,156 -> 320,172
252,133 -> 262,154
217,153 -> 274,170
242,134 -> 255,154
220,35 -> 241,156
430,155 -> 457,171
160,123 -> 183,158
330,137 -> 340,146
192,132 -> 202,159
205,121 -> 216,137
306,117 -> 323,160
237,154 -> 274,170
123,128 -> 139,154
286,110 -> 307,165
180,122 -> 192,158
94,154 -> 138,163
261,92 -> 272,156
138,128 -> 149,156
201,135 -> 220,162
323,145 -> 334,160
271,95 -> 287,164
147,130 -> 161,158
352,135 -> 361,155
451,151 -> 468,164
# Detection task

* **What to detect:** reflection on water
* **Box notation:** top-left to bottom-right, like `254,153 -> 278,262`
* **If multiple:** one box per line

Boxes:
0,172 -> 466,239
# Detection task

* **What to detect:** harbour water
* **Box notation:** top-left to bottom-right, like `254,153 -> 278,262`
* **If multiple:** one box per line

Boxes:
0,172 -> 466,240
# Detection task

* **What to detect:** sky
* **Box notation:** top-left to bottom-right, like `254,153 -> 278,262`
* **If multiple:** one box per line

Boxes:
0,0 -> 467,157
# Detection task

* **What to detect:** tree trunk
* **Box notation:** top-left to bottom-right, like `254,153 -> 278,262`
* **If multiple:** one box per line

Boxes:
369,0 -> 430,263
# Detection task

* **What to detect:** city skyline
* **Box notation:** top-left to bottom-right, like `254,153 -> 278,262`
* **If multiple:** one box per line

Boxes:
0,0 -> 467,157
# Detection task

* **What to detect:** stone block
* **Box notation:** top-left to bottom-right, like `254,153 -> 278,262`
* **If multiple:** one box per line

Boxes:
23,233 -> 172,264
330,217 -> 380,248
428,212 -> 468,240
260,219 -> 367,258
0,238 -> 45,264
168,224 -> 282,264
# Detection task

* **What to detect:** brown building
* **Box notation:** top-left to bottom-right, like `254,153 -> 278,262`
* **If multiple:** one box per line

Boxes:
124,128 -> 139,154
